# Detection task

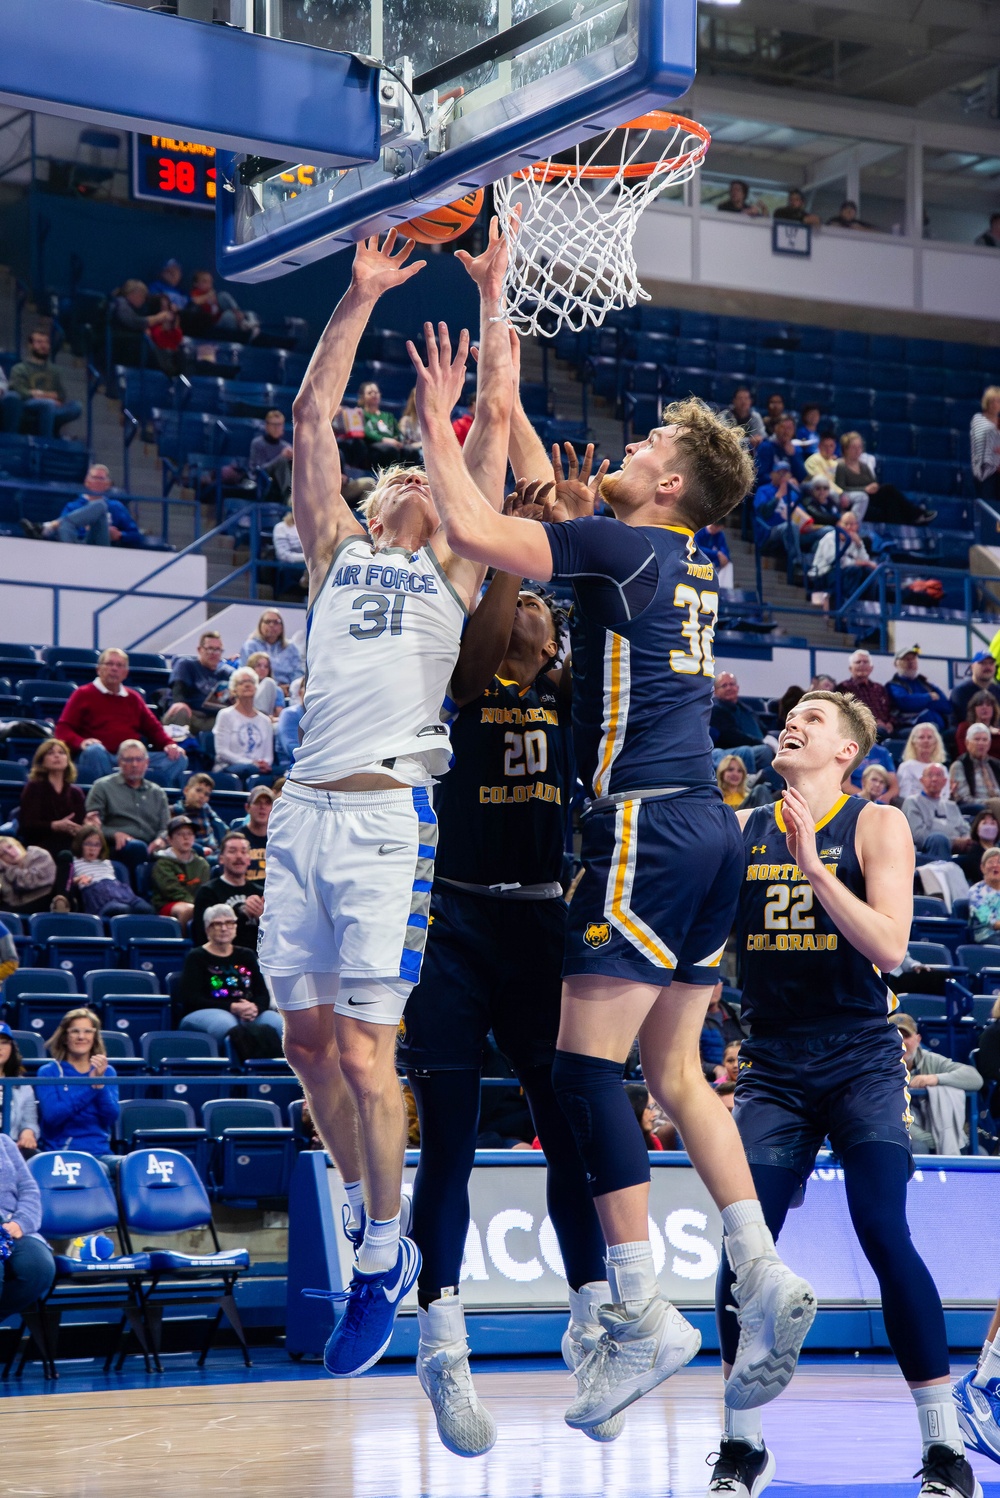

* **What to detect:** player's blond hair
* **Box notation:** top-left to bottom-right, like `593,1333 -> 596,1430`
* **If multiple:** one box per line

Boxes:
793,689 -> 876,771
360,463 -> 431,526
658,398 -> 757,529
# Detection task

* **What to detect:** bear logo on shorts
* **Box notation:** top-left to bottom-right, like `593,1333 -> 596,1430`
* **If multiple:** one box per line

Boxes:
584,921 -> 612,948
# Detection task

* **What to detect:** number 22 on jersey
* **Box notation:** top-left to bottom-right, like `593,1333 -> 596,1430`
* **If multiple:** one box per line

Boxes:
669,583 -> 718,677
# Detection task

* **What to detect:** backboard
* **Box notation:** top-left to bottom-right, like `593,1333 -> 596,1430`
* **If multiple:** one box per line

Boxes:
216,0 -> 696,282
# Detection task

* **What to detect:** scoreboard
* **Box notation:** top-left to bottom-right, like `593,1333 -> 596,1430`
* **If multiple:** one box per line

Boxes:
132,133 -> 216,209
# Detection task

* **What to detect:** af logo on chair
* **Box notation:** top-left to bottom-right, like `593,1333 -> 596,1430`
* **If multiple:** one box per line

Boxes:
146,1155 -> 175,1183
51,1156 -> 82,1186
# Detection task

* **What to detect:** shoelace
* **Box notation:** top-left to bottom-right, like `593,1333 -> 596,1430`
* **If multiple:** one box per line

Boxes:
302,1280 -> 379,1348
423,1347 -> 477,1413
704,1452 -> 739,1492
913,1446 -> 963,1495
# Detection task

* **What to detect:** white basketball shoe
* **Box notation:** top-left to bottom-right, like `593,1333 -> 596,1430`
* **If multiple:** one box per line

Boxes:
562,1282 -> 625,1442
724,1251 -> 816,1410
564,1291 -> 701,1430
416,1297 -> 497,1458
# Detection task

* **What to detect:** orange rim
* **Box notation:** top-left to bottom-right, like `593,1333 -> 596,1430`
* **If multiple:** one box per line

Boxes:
513,110 -> 710,183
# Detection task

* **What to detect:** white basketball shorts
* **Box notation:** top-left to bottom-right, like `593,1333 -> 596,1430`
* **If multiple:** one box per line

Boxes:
257,779 -> 436,992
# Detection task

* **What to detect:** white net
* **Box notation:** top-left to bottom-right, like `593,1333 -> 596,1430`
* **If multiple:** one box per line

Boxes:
494,112 -> 710,337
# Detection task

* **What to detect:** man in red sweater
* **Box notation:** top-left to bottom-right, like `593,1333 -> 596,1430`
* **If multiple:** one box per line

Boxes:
55,647 -> 187,789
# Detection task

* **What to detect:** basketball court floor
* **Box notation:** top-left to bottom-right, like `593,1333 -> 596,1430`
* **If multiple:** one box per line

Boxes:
2,1354 -> 998,1495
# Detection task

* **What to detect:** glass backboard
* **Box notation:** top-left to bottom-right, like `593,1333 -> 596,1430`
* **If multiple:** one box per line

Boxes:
217,0 -> 696,280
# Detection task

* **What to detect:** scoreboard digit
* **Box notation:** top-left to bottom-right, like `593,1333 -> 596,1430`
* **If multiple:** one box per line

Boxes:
132,134 -> 216,210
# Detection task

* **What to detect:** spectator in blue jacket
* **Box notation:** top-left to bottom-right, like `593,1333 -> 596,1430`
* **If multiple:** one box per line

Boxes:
756,414 -> 808,486
21,465 -> 141,548
37,1009 -> 119,1155
694,524 -> 734,589
886,646 -> 951,736
0,1135 -> 55,1317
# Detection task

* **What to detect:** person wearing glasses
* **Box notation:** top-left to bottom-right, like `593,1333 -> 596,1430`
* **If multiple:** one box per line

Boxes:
178,902 -> 282,1045
36,1009 -> 119,1155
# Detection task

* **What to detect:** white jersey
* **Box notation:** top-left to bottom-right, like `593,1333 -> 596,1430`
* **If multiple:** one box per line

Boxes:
290,535 -> 466,784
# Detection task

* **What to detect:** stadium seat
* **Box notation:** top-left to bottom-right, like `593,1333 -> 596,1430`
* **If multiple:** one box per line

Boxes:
118,1149 -> 251,1369
101,994 -> 172,1041
9,1029 -> 45,1059
118,1097 -> 196,1143
29,913 -> 114,982
39,646 -> 99,677
835,358 -> 870,387
871,392 -> 910,424
677,311 -> 717,341
3,969 -> 77,1009
109,915 -> 187,982
0,762 -> 28,819
84,969 -> 160,1004
906,941 -> 960,968
914,428 -> 955,461
201,1097 -> 283,1134
12,992 -> 89,1040
869,335 -> 906,363
895,996 -> 946,1022
874,422 -> 915,456
201,1099 -> 293,1202
27,1150 -> 152,1377
830,386 -> 873,420
17,679 -> 78,720
956,945 -> 1000,979
100,1030 -> 136,1058
142,1031 -> 218,1065
241,1064 -> 303,1118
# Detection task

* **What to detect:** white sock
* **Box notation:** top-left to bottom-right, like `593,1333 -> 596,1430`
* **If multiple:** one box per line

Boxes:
911,1383 -> 964,1457
974,1331 -> 1000,1389
606,1242 -> 658,1316
356,1211 -> 401,1276
568,1280 -> 612,1329
724,1402 -> 764,1450
343,1179 -> 365,1232
721,1200 -> 776,1272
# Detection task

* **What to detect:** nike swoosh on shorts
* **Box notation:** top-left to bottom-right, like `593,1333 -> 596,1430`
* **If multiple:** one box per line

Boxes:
378,843 -> 408,855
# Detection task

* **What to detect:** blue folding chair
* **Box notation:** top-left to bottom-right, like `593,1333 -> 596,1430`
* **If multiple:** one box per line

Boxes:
201,1097 -> 294,1202
118,1149 -> 251,1368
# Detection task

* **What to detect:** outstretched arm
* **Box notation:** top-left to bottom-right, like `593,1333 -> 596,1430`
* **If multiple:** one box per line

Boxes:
506,327 -> 553,485
292,232 -> 426,591
409,324 -> 554,581
456,218 -> 513,509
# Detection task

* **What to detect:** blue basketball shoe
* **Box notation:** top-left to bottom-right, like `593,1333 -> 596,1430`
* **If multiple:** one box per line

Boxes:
954,1370 -> 1000,1465
341,1191 -> 412,1252
322,1236 -> 422,1378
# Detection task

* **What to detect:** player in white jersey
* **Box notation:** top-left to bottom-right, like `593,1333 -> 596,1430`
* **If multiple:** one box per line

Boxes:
258,227 -> 514,1378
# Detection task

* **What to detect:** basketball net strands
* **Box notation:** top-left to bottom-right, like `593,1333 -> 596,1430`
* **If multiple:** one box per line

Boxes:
494,111 -> 710,336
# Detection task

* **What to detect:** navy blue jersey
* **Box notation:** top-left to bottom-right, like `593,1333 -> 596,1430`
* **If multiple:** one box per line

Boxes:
738,795 -> 893,1035
434,674 -> 569,887
543,517 -> 717,797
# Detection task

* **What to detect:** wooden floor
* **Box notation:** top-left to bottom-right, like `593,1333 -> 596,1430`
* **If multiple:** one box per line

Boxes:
2,1363 -> 998,1495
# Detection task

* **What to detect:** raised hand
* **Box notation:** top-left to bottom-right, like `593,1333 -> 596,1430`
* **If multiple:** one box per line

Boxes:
455,209 -> 519,304
503,477 -> 554,522
351,230 -> 426,298
407,321 -> 471,430
780,785 -> 821,877
545,442 -> 610,523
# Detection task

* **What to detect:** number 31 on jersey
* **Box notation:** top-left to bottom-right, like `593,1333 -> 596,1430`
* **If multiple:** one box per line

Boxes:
669,584 -> 718,677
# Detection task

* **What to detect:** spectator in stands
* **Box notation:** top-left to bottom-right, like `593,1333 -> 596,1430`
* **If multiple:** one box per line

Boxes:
213,668 -> 274,780
85,741 -> 170,875
623,1083 -> 664,1151
773,188 -> 820,227
827,200 -> 875,230
950,722 -> 1000,810
109,279 -> 174,343
452,394 -> 476,446
147,259 -> 188,311
0,839 -> 55,915
716,754 -> 749,808
169,630 -> 231,734
68,826 -> 153,917
8,329 -> 81,438
716,1080 -> 737,1113
794,403 -> 823,456
191,831 -> 264,948
857,764 -> 896,806
272,511 -> 305,580
805,432 -> 843,498
757,415 -> 807,485
245,652 -> 285,717
170,772 -> 228,855
798,475 -> 841,529
716,179 -> 767,216
0,1026 -> 38,1155
902,763 -> 973,860
895,1012 -> 982,1154
806,511 -> 877,597
956,808 -> 1000,884
151,815 -> 210,933
183,270 -> 257,341
837,649 -> 894,734
37,1008 -> 119,1154
887,646 -> 951,735
776,684 -> 805,725
0,1129 -> 54,1308
17,739 -> 87,858
399,389 -> 422,449
762,393 -> 790,438
968,847 -> 1000,943
951,650 -> 1000,725
358,381 -> 419,461
32,465 -> 143,549
699,983 -> 744,1079
248,408 -> 293,479
848,741 -> 899,799
54,646 -> 186,789
238,610 -> 302,686
719,386 -> 765,448
974,213 -> 1000,249
178,904 -> 282,1044
897,722 -> 950,801
811,674 -> 838,692
753,461 -> 812,564
956,690 -> 1000,759
694,522 -> 734,588
146,296 -> 186,377
710,673 -> 774,772
970,387 -> 1000,504
274,675 -> 304,770
229,786 -> 272,882
834,432 -> 935,525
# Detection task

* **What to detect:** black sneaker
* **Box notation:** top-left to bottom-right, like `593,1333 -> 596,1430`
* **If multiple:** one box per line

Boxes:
19,518 -> 44,539
915,508 -> 938,524
915,1444 -> 983,1497
706,1439 -> 776,1496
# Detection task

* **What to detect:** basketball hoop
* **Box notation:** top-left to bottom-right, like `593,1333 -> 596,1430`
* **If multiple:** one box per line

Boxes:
494,111 -> 711,336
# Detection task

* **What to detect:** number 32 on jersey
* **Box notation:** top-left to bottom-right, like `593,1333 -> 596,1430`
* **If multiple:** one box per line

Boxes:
669,584 -> 718,677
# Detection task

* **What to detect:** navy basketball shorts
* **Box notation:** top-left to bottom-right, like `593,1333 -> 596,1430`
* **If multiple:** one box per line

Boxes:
563,788 -> 746,986
398,886 -> 567,1072
733,1020 -> 914,1183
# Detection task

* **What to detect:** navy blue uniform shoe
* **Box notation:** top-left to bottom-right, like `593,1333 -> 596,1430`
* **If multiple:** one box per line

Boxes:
323,1237 -> 422,1378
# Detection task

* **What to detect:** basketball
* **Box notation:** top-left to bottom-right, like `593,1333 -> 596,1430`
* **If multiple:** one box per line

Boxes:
398,189 -> 484,244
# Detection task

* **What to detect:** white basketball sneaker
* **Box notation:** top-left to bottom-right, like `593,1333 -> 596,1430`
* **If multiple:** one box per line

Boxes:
416,1297 -> 497,1458
564,1292 -> 701,1430
724,1254 -> 816,1410
562,1282 -> 625,1442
